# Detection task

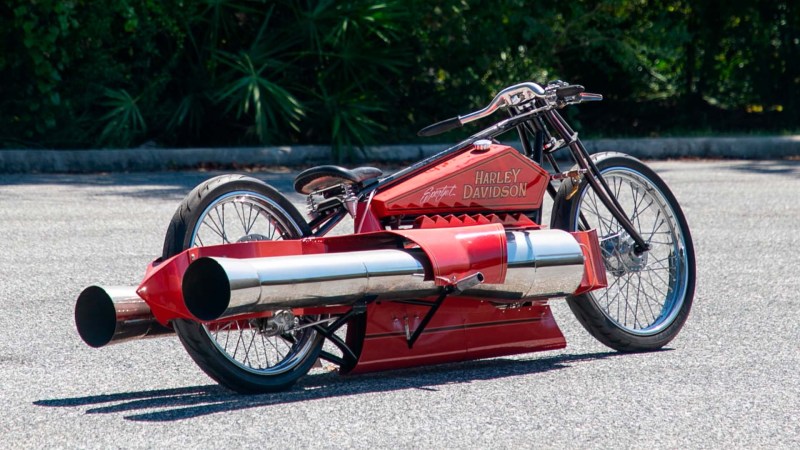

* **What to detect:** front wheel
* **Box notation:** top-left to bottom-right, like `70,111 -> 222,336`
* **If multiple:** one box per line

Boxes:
552,153 -> 696,352
164,174 -> 323,393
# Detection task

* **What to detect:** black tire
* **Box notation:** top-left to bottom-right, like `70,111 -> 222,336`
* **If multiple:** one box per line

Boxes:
163,174 -> 323,393
551,152 -> 696,351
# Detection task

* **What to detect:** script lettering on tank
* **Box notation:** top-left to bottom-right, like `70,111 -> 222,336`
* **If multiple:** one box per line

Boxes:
419,184 -> 457,204
462,168 -> 528,200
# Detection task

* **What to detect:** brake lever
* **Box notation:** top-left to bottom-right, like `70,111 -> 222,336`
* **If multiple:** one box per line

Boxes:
558,92 -> 603,108
555,84 -> 585,98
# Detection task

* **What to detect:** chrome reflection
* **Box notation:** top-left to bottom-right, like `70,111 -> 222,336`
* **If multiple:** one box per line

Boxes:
183,229 -> 587,321
75,285 -> 172,348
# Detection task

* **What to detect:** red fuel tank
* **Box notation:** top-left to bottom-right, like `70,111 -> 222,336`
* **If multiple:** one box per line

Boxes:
371,144 -> 550,219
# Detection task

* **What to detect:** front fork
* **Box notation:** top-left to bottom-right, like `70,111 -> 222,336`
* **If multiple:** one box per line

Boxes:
543,110 -> 650,254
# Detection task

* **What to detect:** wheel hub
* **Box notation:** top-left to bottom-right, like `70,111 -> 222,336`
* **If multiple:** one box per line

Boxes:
251,310 -> 298,337
601,231 -> 649,276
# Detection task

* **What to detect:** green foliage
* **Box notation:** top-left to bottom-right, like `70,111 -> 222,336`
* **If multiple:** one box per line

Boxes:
0,0 -> 188,147
159,0 -> 409,160
99,88 -> 147,147
1,1 -> 76,142
214,51 -> 303,141
1,0 -> 798,152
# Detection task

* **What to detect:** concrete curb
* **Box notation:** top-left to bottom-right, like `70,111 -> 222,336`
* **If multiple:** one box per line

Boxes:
1,136 -> 798,173
584,136 -> 800,160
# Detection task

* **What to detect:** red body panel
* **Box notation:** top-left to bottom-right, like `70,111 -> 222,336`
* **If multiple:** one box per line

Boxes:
572,229 -> 609,295
388,224 -> 506,285
348,298 -> 565,374
371,144 -> 550,218
138,240 -> 322,324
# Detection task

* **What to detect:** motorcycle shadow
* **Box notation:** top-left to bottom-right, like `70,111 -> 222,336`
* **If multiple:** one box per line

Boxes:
35,350 -> 631,422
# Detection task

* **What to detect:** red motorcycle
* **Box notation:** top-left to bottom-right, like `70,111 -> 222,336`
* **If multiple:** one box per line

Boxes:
75,80 -> 695,394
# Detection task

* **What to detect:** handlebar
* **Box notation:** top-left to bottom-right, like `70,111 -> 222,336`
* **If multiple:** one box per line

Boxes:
417,117 -> 463,137
460,82 -> 547,123
418,80 -> 602,137
418,82 -> 546,137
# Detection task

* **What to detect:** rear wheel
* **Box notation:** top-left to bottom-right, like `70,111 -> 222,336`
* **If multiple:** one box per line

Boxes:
164,174 -> 323,393
552,153 -> 695,351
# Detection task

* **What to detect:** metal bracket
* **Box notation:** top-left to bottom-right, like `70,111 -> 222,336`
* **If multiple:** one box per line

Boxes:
551,168 -> 587,201
550,168 -> 587,181
314,297 -> 371,370
405,272 -> 484,349
405,289 -> 448,349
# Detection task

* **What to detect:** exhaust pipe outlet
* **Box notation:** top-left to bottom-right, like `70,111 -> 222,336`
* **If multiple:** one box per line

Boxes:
75,286 -> 172,348
183,229 -> 587,322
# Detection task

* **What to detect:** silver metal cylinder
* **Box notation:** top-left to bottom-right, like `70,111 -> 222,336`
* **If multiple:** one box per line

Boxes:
182,229 -> 587,321
463,230 -> 586,300
75,285 -> 172,348
183,249 -> 432,320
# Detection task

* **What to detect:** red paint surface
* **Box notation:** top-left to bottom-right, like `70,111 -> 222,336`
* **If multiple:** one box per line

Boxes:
412,213 -> 540,230
371,144 -> 550,218
570,229 -> 609,295
347,298 -> 566,374
388,224 -> 507,285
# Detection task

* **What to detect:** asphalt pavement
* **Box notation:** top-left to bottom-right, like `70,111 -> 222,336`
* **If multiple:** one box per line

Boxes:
0,160 -> 798,448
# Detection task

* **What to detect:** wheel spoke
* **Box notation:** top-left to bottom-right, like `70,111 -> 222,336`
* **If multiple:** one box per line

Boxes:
576,166 -> 689,336
180,189 -> 320,378
233,201 -> 250,235
243,329 -> 259,367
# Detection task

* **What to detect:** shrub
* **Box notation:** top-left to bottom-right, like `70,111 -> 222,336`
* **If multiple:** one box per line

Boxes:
1,1 -> 797,153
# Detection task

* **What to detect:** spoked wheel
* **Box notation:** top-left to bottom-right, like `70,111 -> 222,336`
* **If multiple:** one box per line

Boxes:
552,153 -> 696,351
163,174 -> 323,393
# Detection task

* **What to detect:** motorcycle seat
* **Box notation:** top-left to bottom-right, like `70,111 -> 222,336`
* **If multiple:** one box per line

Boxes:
293,165 -> 383,194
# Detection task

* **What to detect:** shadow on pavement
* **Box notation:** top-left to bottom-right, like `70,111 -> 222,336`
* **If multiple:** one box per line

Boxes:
730,159 -> 800,178
35,351 -> 624,422
0,171 -> 300,201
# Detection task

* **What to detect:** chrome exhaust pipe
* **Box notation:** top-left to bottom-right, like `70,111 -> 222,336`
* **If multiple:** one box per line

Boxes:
183,249 -> 432,320
183,229 -> 586,321
75,286 -> 172,348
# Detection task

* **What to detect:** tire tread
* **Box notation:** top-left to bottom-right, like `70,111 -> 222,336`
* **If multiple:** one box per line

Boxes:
552,153 -> 695,352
